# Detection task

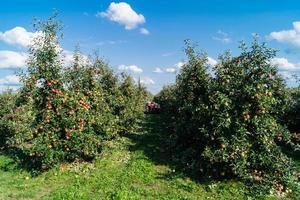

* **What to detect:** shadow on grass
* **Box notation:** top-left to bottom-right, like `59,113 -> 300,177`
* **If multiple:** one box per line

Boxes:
127,114 -> 300,189
0,150 -> 26,175
0,148 -> 44,176
0,154 -> 18,172
126,114 -> 213,185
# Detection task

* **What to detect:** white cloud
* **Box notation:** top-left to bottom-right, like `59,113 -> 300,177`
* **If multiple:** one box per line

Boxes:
98,2 -> 146,30
118,64 -> 143,73
0,27 -> 88,70
175,61 -> 185,69
63,50 -> 90,67
0,75 -> 20,85
0,49 -> 88,70
63,50 -> 75,67
270,57 -> 300,82
96,40 -> 127,46
140,77 -> 155,85
140,28 -> 150,35
0,85 -> 19,92
279,71 -> 297,81
268,22 -> 300,46
153,67 -> 163,73
213,30 -> 231,44
154,58 -> 216,74
162,52 -> 175,57
165,62 -> 185,73
0,51 -> 27,69
0,27 -> 37,47
270,57 -> 300,71
165,67 -> 177,73
207,57 -> 218,66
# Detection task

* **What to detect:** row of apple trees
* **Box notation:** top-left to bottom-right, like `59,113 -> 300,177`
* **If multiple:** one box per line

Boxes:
0,16 -> 150,171
155,40 -> 300,196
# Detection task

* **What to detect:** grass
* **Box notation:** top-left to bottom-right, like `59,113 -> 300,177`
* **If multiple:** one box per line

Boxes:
0,114 -> 298,199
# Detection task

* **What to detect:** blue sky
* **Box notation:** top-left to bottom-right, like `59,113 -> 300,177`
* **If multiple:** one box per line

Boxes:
1,0 -> 300,93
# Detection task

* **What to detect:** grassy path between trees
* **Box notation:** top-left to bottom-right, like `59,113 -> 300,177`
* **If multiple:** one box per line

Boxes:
0,114 -> 297,199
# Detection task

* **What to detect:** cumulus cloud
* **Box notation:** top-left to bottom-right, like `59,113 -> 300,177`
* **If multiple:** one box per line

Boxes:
153,67 -> 163,73
0,75 -> 20,85
162,52 -> 175,57
0,49 -> 88,70
0,27 -> 37,47
0,27 -> 74,68
213,30 -> 231,44
0,85 -> 19,92
154,58 -> 216,74
140,28 -> 150,35
271,57 -> 300,71
207,57 -> 218,66
165,67 -> 177,73
140,77 -> 155,85
270,57 -> 300,82
162,62 -> 185,74
98,2 -> 146,30
279,71 -> 297,81
0,74 -> 20,93
63,50 -> 75,67
175,61 -> 185,69
0,51 -> 27,69
118,64 -> 143,73
62,50 -> 90,68
96,40 -> 127,46
268,22 -> 300,46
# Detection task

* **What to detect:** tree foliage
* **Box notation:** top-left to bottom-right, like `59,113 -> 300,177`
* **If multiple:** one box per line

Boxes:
155,39 -> 299,196
0,15 -> 149,171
